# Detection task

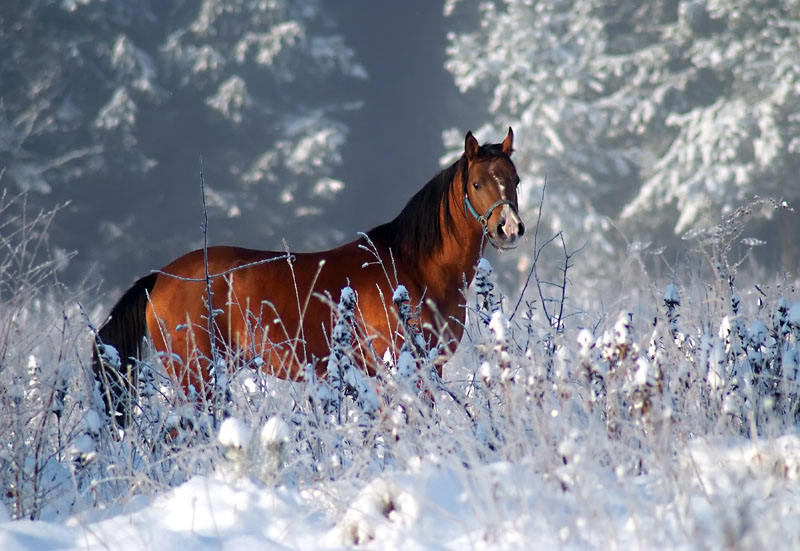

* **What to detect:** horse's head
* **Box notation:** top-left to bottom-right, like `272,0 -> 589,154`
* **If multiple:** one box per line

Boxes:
463,128 -> 525,250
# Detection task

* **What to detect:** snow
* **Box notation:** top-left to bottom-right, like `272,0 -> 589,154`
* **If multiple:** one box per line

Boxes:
396,346 -> 416,380
633,356 -> 652,387
205,76 -> 251,123
218,417 -> 253,449
392,285 -> 409,305
577,328 -> 593,356
476,257 -> 492,276
261,417 -> 291,446
312,177 -> 345,199
789,301 -> 800,328
663,283 -> 681,306
94,87 -> 136,130
488,310 -> 507,342
3,437 -> 799,550
613,311 -> 633,345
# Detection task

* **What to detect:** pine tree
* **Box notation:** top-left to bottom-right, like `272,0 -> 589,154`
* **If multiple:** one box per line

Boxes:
444,0 -> 800,278
1,0 -> 365,283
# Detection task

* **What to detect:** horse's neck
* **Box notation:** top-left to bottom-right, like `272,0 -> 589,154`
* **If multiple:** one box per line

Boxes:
412,181 -> 485,304
437,227 -> 483,285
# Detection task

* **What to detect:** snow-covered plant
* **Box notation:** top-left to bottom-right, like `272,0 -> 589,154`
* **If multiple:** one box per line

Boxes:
0,194 -> 95,519
217,415 -> 291,484
577,328 -> 606,414
318,286 -> 356,418
218,417 -> 253,478
664,283 -> 683,345
389,285 -> 423,391
314,285 -> 379,418
257,416 -> 292,483
475,257 -> 499,324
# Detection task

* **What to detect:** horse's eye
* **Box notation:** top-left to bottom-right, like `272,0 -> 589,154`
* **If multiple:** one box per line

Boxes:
472,181 -> 480,190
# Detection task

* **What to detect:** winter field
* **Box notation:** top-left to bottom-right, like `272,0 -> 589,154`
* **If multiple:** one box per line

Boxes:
2,192 -> 800,551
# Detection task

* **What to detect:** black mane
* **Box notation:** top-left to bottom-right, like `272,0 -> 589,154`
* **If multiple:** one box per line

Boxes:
367,143 -> 508,260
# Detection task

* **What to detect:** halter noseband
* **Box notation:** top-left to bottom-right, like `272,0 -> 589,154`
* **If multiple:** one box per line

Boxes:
464,194 -> 517,230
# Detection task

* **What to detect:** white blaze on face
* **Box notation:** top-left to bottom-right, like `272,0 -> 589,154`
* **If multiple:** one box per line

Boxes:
500,203 -> 522,242
494,175 -> 522,244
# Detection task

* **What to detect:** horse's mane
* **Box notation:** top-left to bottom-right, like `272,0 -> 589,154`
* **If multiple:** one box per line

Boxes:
367,143 -> 508,260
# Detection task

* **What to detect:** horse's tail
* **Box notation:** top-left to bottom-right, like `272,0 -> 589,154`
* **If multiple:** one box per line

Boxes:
92,273 -> 158,426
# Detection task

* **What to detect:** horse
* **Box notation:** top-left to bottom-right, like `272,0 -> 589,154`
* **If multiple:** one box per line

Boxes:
92,129 -> 524,424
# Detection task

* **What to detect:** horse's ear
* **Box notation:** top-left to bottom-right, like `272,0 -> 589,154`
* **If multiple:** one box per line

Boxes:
465,131 -> 479,162
502,127 -> 514,156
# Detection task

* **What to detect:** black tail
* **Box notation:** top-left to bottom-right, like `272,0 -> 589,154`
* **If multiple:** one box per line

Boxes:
92,273 -> 158,427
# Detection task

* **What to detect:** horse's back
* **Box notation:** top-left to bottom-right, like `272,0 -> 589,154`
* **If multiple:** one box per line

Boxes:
158,245 -> 282,277
146,242 -> 390,379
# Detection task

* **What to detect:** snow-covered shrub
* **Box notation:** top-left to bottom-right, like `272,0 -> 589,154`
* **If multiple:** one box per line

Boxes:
0,194 -> 97,519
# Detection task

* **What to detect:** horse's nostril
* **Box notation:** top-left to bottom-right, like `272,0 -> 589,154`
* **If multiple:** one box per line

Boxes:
498,217 -> 509,236
519,222 -> 525,237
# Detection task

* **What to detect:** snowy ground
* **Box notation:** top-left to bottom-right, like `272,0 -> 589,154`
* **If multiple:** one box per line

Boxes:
2,433 -> 800,550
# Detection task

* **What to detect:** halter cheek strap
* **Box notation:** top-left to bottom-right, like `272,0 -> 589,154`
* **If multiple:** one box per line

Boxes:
464,194 -> 517,229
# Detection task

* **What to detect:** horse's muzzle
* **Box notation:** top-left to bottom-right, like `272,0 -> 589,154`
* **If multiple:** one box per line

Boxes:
493,213 -> 525,249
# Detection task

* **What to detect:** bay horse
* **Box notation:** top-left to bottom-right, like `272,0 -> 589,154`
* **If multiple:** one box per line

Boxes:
92,129 -> 524,424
